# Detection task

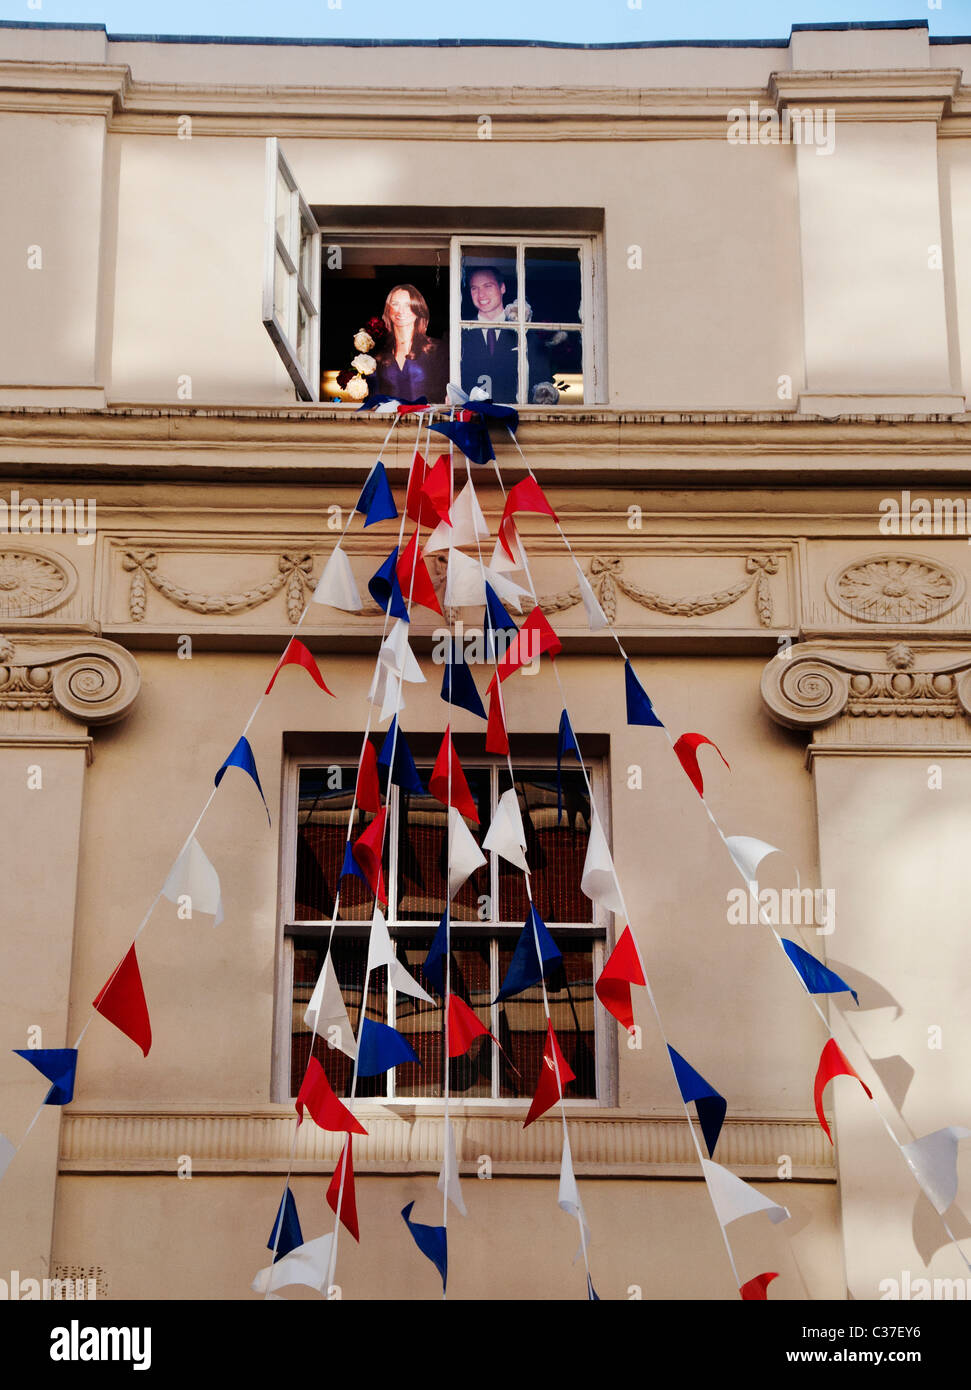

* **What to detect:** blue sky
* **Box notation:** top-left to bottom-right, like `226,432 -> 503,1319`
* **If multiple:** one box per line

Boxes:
1,1 -> 971,43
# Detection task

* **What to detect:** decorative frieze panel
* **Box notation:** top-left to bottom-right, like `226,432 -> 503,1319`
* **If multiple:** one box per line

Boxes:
805,544 -> 971,636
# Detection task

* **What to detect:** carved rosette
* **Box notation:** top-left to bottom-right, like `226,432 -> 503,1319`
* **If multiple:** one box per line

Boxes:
0,637 -> 140,729
827,554 -> 962,624
0,548 -> 77,617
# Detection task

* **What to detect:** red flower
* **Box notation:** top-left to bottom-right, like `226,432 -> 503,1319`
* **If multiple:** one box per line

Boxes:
366,316 -> 387,342
336,367 -> 356,389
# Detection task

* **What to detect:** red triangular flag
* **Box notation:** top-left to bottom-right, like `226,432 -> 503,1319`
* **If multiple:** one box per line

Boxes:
447,995 -> 495,1058
494,608 -> 562,685
813,1038 -> 873,1144
355,740 -> 382,814
594,925 -> 646,1033
740,1272 -> 779,1301
428,727 -> 479,822
296,1057 -> 367,1134
326,1135 -> 360,1241
485,682 -> 509,754
419,454 -> 452,526
672,732 -> 730,799
92,944 -> 152,1057
524,1021 -> 576,1128
498,477 -> 558,561
406,451 -> 451,529
396,530 -> 442,615
265,637 -> 335,696
352,808 -> 388,904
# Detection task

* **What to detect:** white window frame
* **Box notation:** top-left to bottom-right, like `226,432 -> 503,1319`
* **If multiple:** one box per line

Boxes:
262,138 -> 321,401
274,752 -> 616,1106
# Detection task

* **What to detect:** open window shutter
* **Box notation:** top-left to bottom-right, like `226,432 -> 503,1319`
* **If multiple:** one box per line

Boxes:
263,138 -> 321,401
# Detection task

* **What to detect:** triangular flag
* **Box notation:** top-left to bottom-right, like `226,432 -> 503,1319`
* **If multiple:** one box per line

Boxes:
668,1046 -> 726,1158
624,660 -> 664,728
447,995 -> 495,1058
92,944 -> 152,1057
370,662 -> 405,724
484,566 -> 530,613
355,740 -> 382,814
459,396 -> 519,425
295,1057 -> 367,1134
673,732 -> 730,799
702,1159 -> 790,1227
558,1133 -> 591,1259
368,548 -> 410,622
401,1202 -> 447,1291
340,838 -> 367,885
444,547 -> 487,609
482,787 -> 529,872
304,955 -> 358,1060
268,1186 -> 303,1261
326,1136 -> 360,1241
367,908 -> 436,1004
437,1118 -> 467,1216
580,807 -> 625,916
162,836 -> 224,925
493,608 -> 562,684
498,476 -> 558,561
377,717 -> 425,795
358,1018 -> 420,1076
813,1038 -> 873,1144
418,453 -> 452,526
313,547 -> 361,612
587,1275 -> 600,1301
496,906 -> 562,1002
356,459 -> 398,526
524,1021 -> 575,1127
251,1233 -> 334,1296
484,583 -> 518,642
901,1127 -> 971,1215
440,642 -> 487,720
406,451 -> 449,529
740,1272 -> 779,1301
594,925 -> 645,1032
491,528 -> 523,574
429,727 -> 479,822
781,940 -> 859,1006
378,619 -> 425,684
214,735 -> 270,822
556,710 -> 581,824
0,1134 -> 15,1183
576,568 -> 608,631
448,807 -> 487,899
352,808 -> 388,904
423,914 -> 449,995
724,834 -> 787,887
397,531 -> 442,614
13,1048 -> 78,1106
265,638 -> 334,696
426,479 -> 489,552
485,683 -> 509,754
429,415 -> 494,465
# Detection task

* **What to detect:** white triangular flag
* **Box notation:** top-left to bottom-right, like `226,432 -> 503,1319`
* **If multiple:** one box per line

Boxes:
304,955 -> 357,1060
448,806 -> 487,899
724,835 -> 791,890
313,548 -> 361,613
162,836 -> 224,925
378,619 -> 425,684
702,1159 -> 790,1228
491,529 -> 523,573
446,382 -> 470,406
367,662 -> 404,723
366,907 -> 435,1004
901,1126 -> 971,1215
445,548 -> 486,608
484,566 -> 530,613
580,809 -> 625,917
251,1233 -> 334,1295
558,1134 -> 591,1261
437,1118 -> 467,1217
482,787 -> 529,872
425,480 -> 490,553
0,1133 -> 15,1183
576,569 -> 608,632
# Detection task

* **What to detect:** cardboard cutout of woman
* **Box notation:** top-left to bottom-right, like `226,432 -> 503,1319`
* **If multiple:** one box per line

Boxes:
370,284 -> 448,403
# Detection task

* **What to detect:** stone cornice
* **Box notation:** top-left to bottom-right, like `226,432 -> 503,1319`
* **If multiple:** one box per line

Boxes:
769,67 -> 962,122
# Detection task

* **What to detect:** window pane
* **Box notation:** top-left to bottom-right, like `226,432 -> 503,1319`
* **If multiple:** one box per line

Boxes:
290,938 -> 387,1099
295,767 -> 384,922
498,768 -> 592,923
460,247 -> 518,322
460,326 -> 519,405
297,299 -> 311,375
394,937 -> 493,1099
497,941 -> 596,1098
395,771 -> 490,922
274,251 -> 293,328
298,216 -> 314,286
275,170 -> 291,243
525,246 -> 582,324
527,329 -> 583,405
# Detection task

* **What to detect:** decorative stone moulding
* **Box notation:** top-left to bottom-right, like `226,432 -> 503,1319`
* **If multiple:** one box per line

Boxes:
0,547 -> 77,618
0,635 -> 140,726
826,554 -> 963,624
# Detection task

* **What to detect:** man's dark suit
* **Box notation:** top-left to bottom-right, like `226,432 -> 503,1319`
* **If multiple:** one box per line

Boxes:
460,325 -> 519,403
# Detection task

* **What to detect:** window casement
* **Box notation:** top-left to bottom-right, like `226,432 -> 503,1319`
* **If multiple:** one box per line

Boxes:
274,751 -> 614,1107
261,138 -> 603,406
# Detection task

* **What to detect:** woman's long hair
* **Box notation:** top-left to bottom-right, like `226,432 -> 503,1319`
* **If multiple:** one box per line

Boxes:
381,284 -> 437,356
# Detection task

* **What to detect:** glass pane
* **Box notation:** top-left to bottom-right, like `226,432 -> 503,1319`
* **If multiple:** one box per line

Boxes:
295,767 -> 385,922
394,770 -> 490,922
290,938 -> 387,1099
527,329 -> 583,406
459,247 -> 518,322
460,326 -> 520,405
497,941 -> 596,1098
394,936 -> 493,1099
498,767 -> 592,923
298,216 -> 314,286
275,169 -> 291,243
525,246 -> 582,324
274,251 -> 292,327
297,300 -> 311,375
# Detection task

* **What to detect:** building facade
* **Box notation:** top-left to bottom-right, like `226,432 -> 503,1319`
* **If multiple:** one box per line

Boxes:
1,17 -> 971,1300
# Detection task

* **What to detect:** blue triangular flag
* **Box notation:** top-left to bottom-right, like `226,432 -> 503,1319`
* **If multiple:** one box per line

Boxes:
14,1048 -> 78,1106
782,939 -> 859,1006
429,417 -> 495,465
587,1274 -> 600,1301
356,394 -> 427,412
495,906 -> 562,1002
401,1201 -> 447,1291
459,398 -> 519,430
267,1186 -> 303,1261
368,549 -> 410,622
214,735 -> 271,822
340,839 -> 367,883
484,583 -> 519,662
423,914 -> 449,995
358,1018 -> 420,1077
356,461 -> 398,527
556,710 -> 581,824
624,660 -> 664,728
668,1046 -> 726,1159
441,641 -> 487,720
377,717 -> 425,795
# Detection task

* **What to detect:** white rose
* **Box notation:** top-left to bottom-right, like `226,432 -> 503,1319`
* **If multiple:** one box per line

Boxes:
345,375 -> 369,400
351,353 -> 376,376
353,330 -> 375,352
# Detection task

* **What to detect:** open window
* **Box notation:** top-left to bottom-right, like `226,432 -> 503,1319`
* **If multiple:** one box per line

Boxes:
262,138 -> 321,401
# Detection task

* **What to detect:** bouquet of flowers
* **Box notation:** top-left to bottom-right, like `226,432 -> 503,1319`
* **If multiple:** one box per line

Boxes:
337,317 -> 386,400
